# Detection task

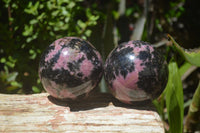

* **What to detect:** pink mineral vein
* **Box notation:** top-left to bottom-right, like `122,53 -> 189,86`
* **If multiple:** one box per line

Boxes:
112,57 -> 145,92
52,47 -> 85,70
80,59 -> 94,78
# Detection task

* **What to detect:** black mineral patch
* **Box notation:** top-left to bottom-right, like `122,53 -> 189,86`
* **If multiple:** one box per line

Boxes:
67,38 -> 101,68
39,45 -> 58,68
67,56 -> 85,72
137,50 -> 168,99
77,73 -> 83,77
138,50 -> 151,62
66,38 -> 81,49
104,46 -> 135,87
41,65 -> 85,88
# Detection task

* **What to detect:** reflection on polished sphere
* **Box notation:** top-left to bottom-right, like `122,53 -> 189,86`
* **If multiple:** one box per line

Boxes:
104,40 -> 168,104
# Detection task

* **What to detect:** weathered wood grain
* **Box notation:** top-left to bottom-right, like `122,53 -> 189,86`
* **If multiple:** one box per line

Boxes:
0,92 -> 164,132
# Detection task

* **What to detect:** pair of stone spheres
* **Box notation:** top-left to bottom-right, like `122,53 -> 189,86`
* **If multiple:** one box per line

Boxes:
39,37 -> 168,104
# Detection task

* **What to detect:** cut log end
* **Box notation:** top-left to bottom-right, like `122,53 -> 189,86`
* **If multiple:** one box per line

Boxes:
0,92 -> 164,132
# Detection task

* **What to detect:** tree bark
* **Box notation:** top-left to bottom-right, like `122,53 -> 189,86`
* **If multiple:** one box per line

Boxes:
0,92 -> 164,132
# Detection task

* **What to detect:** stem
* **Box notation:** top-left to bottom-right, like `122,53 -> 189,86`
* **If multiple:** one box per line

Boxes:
184,81 -> 200,132
8,4 -> 13,32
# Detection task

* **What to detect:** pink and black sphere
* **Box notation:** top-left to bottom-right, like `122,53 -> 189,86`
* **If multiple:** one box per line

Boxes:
39,37 -> 103,100
104,40 -> 168,104
39,37 -> 168,103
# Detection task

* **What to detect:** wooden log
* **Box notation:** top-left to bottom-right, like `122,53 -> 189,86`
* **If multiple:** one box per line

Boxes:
0,92 -> 164,132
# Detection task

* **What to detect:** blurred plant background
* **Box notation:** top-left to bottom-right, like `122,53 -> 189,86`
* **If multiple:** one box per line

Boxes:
0,0 -> 200,132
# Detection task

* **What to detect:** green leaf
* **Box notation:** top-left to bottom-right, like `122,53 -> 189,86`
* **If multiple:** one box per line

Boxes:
29,49 -> 37,60
52,10 -> 59,16
30,19 -> 38,25
6,85 -> 18,91
165,62 -> 184,133
61,7 -> 68,15
24,1 -> 40,15
10,81 -> 22,88
184,81 -> 200,132
86,8 -> 92,18
152,95 -> 165,120
184,99 -> 192,109
37,12 -> 45,20
191,81 -> 200,113
32,86 -> 41,93
23,25 -> 33,36
155,19 -> 163,32
179,62 -> 192,77
89,15 -> 99,22
112,10 -> 119,19
85,29 -> 92,37
11,3 -> 18,9
125,8 -> 134,16
77,20 -> 86,29
2,0 -> 11,8
6,61 -> 15,68
26,37 -> 33,43
7,72 -> 18,82
67,1 -> 75,9
168,34 -> 200,66
64,17 -> 70,23
32,1 -> 40,15
0,58 -> 6,63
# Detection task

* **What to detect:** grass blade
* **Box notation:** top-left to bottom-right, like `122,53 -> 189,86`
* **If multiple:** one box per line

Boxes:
165,62 -> 184,133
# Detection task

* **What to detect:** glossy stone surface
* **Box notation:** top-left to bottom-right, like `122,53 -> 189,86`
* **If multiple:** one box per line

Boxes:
104,40 -> 168,104
39,37 -> 103,99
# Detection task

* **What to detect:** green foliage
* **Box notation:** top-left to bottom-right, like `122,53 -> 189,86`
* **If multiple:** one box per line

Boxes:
125,5 -> 141,18
0,68 -> 22,93
165,62 -> 184,133
154,0 -> 185,37
153,94 -> 165,120
168,34 -> 200,66
0,56 -> 22,93
165,0 -> 185,23
153,35 -> 200,132
0,0 -> 101,93
179,62 -> 192,77
22,0 -> 100,41
184,81 -> 200,132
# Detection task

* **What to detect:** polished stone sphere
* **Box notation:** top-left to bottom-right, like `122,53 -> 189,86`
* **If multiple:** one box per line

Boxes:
39,37 -> 103,99
104,40 -> 168,104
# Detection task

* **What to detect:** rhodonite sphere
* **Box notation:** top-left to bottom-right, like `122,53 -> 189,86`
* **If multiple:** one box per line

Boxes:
104,40 -> 168,104
39,37 -> 103,99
